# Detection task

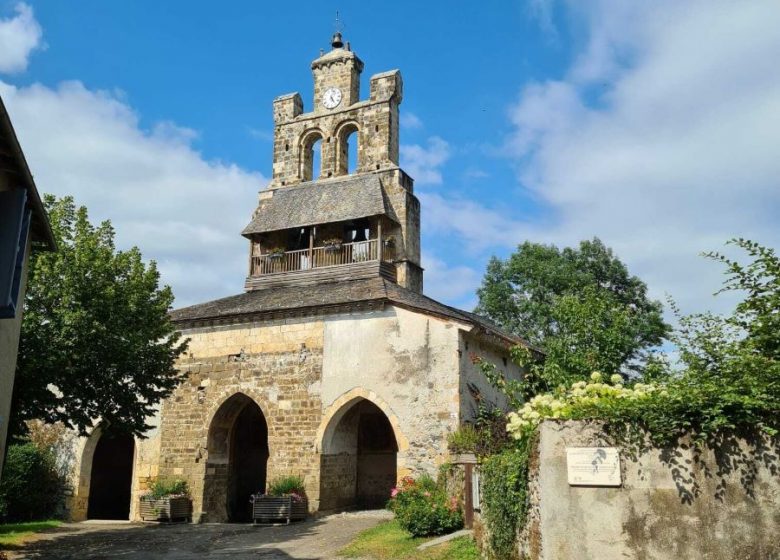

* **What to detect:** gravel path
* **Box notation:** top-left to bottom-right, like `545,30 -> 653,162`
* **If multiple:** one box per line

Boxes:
7,510 -> 392,560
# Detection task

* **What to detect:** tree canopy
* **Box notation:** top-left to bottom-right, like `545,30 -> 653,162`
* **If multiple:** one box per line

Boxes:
476,238 -> 668,389
11,196 -> 187,438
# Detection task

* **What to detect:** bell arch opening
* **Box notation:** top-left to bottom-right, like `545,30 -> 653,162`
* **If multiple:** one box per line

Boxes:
300,130 -> 324,182
319,398 -> 398,511
203,393 -> 269,522
336,122 -> 360,176
86,431 -> 135,520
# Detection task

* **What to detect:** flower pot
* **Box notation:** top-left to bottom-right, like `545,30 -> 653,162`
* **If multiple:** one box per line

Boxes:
323,244 -> 342,253
139,496 -> 192,522
251,495 -> 308,524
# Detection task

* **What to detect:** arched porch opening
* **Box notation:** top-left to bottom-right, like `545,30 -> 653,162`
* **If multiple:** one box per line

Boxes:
86,432 -> 135,520
319,398 -> 398,511
203,393 -> 269,522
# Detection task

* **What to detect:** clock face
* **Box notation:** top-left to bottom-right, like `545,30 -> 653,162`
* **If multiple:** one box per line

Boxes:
322,87 -> 342,109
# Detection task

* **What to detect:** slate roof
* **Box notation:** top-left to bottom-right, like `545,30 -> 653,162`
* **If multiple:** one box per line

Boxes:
242,175 -> 394,236
170,277 -> 529,348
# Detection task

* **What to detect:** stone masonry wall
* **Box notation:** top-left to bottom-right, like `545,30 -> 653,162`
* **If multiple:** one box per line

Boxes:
158,317 -> 324,521
271,70 -> 402,187
522,420 -> 780,560
63,305 -> 516,522
321,306 -> 464,479
459,332 -> 525,422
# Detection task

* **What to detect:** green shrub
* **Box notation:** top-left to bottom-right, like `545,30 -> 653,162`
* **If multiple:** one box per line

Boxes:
447,425 -> 480,454
449,406 -> 513,458
266,475 -> 305,497
480,447 -> 531,560
388,475 -> 463,537
0,443 -> 63,521
143,478 -> 189,500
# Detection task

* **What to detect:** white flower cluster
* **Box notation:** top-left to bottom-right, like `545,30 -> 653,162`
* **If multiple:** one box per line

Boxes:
506,372 -> 666,440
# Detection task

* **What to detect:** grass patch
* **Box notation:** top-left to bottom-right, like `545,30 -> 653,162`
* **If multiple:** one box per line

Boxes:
339,520 -> 478,560
0,520 -> 61,549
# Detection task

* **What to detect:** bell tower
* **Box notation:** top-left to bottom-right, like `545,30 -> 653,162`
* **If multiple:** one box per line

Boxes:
242,34 -> 422,293
312,32 -> 363,111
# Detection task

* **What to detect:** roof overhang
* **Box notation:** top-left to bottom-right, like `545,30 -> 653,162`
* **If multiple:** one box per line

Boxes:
0,96 -> 56,251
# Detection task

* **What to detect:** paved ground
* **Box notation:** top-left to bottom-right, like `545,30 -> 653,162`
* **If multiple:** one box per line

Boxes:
7,510 -> 393,560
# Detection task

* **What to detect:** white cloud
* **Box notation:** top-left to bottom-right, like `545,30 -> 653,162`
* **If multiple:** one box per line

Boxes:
400,111 -> 423,130
400,136 -> 450,186
425,0 -> 780,317
527,0 -> 557,39
421,193 -> 530,254
0,79 -> 266,307
0,3 -> 42,74
513,0 -> 780,315
421,252 -> 480,309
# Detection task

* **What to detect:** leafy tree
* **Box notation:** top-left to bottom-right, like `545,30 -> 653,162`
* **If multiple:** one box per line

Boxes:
660,238 -> 780,429
476,239 -> 668,389
11,196 -> 187,438
705,238 -> 780,361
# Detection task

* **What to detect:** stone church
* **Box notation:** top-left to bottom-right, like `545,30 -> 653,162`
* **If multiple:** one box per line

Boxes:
65,34 -> 526,523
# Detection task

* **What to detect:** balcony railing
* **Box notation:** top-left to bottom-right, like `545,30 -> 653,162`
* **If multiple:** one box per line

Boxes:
251,238 -> 390,276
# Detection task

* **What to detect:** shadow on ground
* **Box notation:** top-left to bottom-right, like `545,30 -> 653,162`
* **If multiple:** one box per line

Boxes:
7,510 -> 392,560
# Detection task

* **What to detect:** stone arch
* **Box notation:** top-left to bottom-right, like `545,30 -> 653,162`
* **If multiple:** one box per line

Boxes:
203,392 -> 269,522
76,425 -> 136,520
335,120 -> 360,176
317,388 -> 409,453
299,128 -> 324,181
317,388 -> 408,511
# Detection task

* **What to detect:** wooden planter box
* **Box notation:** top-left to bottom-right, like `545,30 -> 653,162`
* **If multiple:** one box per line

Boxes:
252,495 -> 308,524
140,496 -> 192,522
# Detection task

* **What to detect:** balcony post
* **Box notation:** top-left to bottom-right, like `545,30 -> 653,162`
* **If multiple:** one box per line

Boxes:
377,218 -> 383,260
248,239 -> 254,275
308,228 -> 314,268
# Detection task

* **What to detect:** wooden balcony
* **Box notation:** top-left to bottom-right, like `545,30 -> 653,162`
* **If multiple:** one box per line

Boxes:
245,238 -> 397,291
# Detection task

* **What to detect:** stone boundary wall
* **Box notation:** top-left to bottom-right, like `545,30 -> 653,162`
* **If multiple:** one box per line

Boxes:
520,420 -> 780,560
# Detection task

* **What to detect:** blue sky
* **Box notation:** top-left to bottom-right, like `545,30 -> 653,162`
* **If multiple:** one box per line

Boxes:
1,0 -> 779,321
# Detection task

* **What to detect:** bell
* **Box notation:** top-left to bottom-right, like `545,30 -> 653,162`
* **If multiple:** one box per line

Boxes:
331,32 -> 344,49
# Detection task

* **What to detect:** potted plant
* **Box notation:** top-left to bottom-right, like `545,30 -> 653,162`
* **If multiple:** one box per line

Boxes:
139,478 -> 192,523
251,475 -> 308,524
266,247 -> 286,260
322,238 -> 343,253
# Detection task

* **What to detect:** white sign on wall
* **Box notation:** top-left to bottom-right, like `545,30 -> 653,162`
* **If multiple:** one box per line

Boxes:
566,447 -> 622,487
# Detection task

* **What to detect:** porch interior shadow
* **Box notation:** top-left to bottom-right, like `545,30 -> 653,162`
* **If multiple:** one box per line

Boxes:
228,401 -> 269,522
87,433 -> 134,520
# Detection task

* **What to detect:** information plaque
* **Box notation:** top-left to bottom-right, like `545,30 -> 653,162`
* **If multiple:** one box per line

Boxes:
566,447 -> 621,487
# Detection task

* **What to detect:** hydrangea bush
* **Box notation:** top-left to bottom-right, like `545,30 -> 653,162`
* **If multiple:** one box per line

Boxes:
506,371 -> 668,440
